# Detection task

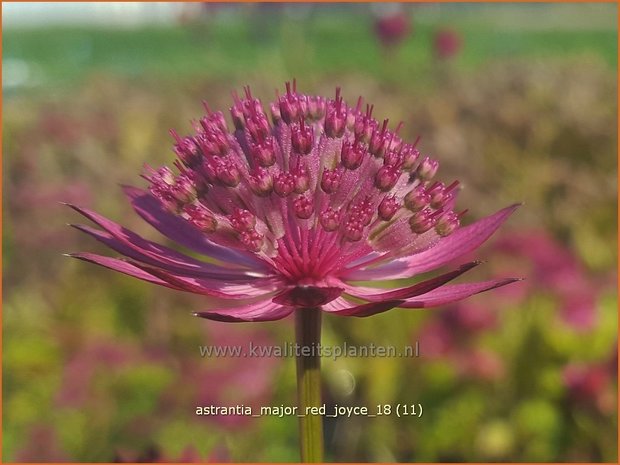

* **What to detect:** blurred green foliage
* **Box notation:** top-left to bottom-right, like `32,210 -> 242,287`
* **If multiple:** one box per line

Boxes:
3,3 -> 617,462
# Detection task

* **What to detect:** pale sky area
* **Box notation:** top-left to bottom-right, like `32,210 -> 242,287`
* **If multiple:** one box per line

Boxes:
2,2 -> 186,27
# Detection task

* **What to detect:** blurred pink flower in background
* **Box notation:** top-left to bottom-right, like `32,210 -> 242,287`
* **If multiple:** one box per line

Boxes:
455,349 -> 505,382
56,339 -> 165,408
417,302 -> 503,381
563,359 -> 616,415
14,425 -> 70,462
493,231 -> 601,330
417,318 -> 453,357
11,183 -> 92,250
170,326 -> 281,430
441,301 -> 498,332
433,27 -> 462,60
34,104 -> 118,150
418,302 -> 498,355
373,8 -> 412,49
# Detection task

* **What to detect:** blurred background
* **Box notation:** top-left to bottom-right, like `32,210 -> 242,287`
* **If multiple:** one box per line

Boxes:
3,2 -> 618,462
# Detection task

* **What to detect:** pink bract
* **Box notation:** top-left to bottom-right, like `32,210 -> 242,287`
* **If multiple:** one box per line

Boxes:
68,82 -> 520,322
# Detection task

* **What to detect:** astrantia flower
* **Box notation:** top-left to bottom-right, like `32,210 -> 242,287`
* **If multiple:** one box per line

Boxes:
67,82 -> 520,322
374,10 -> 412,49
434,27 -> 462,60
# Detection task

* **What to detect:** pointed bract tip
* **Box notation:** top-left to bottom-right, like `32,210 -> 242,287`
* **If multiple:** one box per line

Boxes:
458,261 -> 482,271
495,277 -> 525,289
63,202 -> 82,212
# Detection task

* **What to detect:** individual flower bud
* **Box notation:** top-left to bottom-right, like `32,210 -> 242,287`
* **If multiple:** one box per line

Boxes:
146,166 -> 178,208
378,195 -> 400,221
404,185 -> 430,212
195,131 -> 229,156
170,174 -> 196,204
250,137 -> 276,167
383,149 -> 402,166
173,134 -> 201,168
154,166 -> 175,186
369,120 -> 390,158
279,82 -> 300,124
344,219 -> 364,242
200,158 -> 218,184
416,156 -> 439,181
248,168 -> 273,197
246,113 -> 270,142
291,119 -> 313,155
401,145 -> 420,170
274,172 -> 295,197
437,181 -> 460,209
409,208 -> 436,234
374,164 -> 401,191
240,230 -> 263,252
215,158 -> 240,187
353,110 -> 377,143
426,182 -> 446,209
183,204 -> 217,233
292,163 -> 310,194
293,195 -> 314,219
388,133 -> 403,151
201,109 -> 228,133
321,167 -> 344,194
350,197 -> 374,226
230,208 -> 256,232
319,207 -> 341,231
435,211 -> 460,237
199,115 -> 220,135
325,89 -> 347,138
341,141 -> 365,170
307,95 -> 326,120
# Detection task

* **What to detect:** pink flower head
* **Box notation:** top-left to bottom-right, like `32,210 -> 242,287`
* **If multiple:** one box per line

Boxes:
67,82 -> 520,322
434,27 -> 462,60
374,10 -> 412,48
493,231 -> 599,330
563,362 -> 616,414
455,349 -> 505,382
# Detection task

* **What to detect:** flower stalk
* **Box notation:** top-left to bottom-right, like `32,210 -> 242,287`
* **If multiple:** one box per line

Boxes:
295,307 -> 324,462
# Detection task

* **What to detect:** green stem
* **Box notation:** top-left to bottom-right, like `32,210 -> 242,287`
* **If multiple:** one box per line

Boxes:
295,307 -> 324,463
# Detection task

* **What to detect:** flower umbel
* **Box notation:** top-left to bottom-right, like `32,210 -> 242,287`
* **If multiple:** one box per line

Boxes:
67,82 -> 520,322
